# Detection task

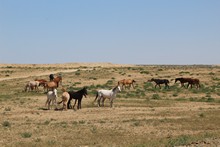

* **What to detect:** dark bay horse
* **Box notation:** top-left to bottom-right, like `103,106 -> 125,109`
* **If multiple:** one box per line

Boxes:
175,78 -> 200,89
67,87 -> 88,109
175,78 -> 191,88
187,78 -> 200,89
148,78 -> 169,89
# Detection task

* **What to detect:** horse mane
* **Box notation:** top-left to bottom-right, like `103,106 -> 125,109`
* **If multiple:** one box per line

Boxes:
112,86 -> 118,92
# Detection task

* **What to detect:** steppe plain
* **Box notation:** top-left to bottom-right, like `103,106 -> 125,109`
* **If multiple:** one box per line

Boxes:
0,63 -> 220,147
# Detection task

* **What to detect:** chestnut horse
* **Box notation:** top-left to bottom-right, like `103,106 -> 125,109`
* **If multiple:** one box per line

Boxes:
35,79 -> 47,90
118,79 -> 136,89
45,76 -> 62,91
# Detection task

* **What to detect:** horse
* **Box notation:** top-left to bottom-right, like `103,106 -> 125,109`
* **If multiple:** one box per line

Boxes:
35,79 -> 47,90
94,86 -> 121,108
148,78 -> 169,89
118,79 -> 136,89
45,89 -> 58,110
187,78 -> 200,89
49,74 -> 54,81
24,81 -> 40,92
175,78 -> 200,89
67,87 -> 88,109
45,76 -> 62,91
175,78 -> 192,88
57,88 -> 70,111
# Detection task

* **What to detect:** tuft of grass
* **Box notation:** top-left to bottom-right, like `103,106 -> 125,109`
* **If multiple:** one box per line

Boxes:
4,107 -> 11,111
21,132 -> 32,138
2,121 -> 11,128
152,94 -> 161,100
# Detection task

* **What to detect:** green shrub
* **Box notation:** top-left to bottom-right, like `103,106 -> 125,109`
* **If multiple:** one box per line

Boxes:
21,132 -> 32,138
152,94 -> 160,100
2,121 -> 11,127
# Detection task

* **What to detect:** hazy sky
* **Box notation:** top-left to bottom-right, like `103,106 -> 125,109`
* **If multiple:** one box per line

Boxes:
0,0 -> 219,64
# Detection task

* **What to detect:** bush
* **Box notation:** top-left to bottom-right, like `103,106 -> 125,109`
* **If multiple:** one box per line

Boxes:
21,132 -> 32,138
2,121 -> 11,127
152,94 -> 160,100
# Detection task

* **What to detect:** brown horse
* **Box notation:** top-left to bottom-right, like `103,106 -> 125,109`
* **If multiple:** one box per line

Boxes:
187,78 -> 200,89
45,76 -> 62,91
35,79 -> 47,90
175,78 -> 191,88
118,79 -> 136,89
175,78 -> 200,89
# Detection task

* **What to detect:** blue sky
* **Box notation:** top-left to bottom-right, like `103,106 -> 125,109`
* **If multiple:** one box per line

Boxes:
0,0 -> 219,64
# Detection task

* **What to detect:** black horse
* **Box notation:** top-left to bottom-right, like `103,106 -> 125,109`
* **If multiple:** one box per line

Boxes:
49,74 -> 54,81
67,87 -> 88,109
148,78 -> 169,89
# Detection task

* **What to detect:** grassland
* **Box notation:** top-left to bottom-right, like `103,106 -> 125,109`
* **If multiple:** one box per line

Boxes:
0,63 -> 220,147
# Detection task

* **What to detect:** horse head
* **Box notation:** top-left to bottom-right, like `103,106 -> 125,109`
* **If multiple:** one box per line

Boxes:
82,87 -> 88,98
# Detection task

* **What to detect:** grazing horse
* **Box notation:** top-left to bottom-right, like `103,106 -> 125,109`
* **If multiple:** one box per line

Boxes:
148,78 -> 169,89
94,86 -> 121,107
67,87 -> 88,109
45,76 -> 62,91
57,88 -> 70,111
187,78 -> 200,89
45,89 -> 58,110
24,81 -> 40,92
35,79 -> 47,90
118,79 -> 136,89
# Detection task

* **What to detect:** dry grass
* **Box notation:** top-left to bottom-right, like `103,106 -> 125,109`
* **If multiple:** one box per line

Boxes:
0,63 -> 220,147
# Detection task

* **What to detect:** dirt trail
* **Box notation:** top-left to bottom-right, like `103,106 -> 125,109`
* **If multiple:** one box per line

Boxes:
0,69 -> 79,82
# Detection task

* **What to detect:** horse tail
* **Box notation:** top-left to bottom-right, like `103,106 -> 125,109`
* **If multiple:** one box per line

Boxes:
57,100 -> 63,104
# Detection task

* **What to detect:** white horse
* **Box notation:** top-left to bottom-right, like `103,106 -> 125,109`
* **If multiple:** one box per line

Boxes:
45,89 -> 58,110
24,81 -> 40,92
94,86 -> 121,108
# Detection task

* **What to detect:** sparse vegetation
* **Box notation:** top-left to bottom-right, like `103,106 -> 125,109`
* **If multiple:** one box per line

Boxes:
0,63 -> 220,147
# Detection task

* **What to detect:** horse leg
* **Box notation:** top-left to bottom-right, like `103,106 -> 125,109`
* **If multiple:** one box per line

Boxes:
48,99 -> 51,110
132,83 -> 135,89
67,98 -> 71,109
97,97 -> 101,107
110,98 -> 114,108
101,97 -> 105,107
73,99 -> 77,109
78,99 -> 82,109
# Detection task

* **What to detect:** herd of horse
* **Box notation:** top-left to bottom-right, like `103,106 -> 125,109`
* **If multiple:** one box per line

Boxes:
24,74 -> 200,110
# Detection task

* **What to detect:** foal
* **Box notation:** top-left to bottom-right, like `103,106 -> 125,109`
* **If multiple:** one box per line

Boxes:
45,89 -> 58,110
67,87 -> 88,109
